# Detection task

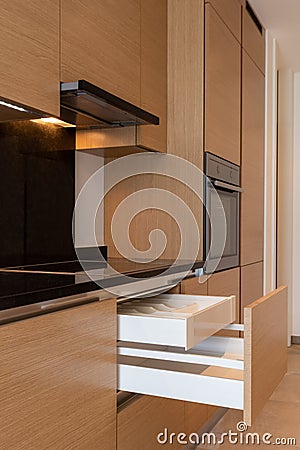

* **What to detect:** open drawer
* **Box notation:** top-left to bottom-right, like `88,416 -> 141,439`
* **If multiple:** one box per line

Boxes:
118,293 -> 236,350
118,286 -> 288,425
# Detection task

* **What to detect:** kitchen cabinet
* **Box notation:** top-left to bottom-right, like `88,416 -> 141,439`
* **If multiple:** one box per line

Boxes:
118,287 -> 287,425
0,298 -> 116,450
61,0 -> 140,105
204,3 -> 241,165
117,396 -> 184,450
243,2 -> 265,74
208,267 -> 240,323
241,261 -> 263,312
181,276 -> 208,295
137,0 -> 167,153
240,50 -> 265,266
103,0 -> 204,259
0,0 -> 60,116
63,0 -> 167,154
206,0 -> 242,42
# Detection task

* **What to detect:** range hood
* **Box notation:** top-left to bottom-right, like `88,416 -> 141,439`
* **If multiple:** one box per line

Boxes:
60,80 -> 159,129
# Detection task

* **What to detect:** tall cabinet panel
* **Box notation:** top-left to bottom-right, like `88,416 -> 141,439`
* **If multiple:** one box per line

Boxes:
61,0 -> 140,105
138,0 -> 167,153
0,0 -> 60,116
204,3 -> 241,165
240,50 -> 265,266
243,3 -> 265,74
206,0 -> 242,42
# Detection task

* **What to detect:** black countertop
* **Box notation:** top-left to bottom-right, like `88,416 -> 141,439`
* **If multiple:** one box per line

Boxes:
0,258 -> 204,311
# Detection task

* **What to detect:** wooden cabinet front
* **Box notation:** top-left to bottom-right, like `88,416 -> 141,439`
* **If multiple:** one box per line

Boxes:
117,396 -> 184,449
138,0 -> 167,153
204,3 -> 241,165
206,0 -> 242,42
0,299 -> 116,450
61,0 -> 140,105
0,0 -> 60,116
241,261 -> 263,312
208,267 -> 240,322
243,3 -> 265,74
240,50 -> 265,266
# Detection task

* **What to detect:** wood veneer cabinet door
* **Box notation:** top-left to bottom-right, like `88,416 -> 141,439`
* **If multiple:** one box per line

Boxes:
61,0 -> 140,105
241,261 -> 263,311
207,267 -> 240,322
240,51 -> 264,266
117,396 -> 184,449
0,299 -> 116,450
137,0 -> 167,153
0,0 -> 59,116
181,276 -> 208,295
204,4 -> 241,165
206,0 -> 242,42
243,4 -> 265,74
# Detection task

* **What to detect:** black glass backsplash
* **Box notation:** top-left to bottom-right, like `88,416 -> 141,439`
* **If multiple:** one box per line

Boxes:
0,121 -> 76,267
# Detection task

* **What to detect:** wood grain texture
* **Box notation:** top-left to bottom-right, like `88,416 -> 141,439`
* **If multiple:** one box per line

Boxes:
242,5 -> 265,74
138,0 -> 167,152
0,299 -> 116,450
61,0 -> 140,105
206,0 -> 242,42
240,51 -> 265,265
243,286 -> 288,425
181,276 -> 208,295
241,262 -> 263,314
168,0 -> 204,164
204,3 -> 241,165
105,0 -> 205,261
0,0 -> 59,116
165,0 -> 204,259
208,267 -> 240,323
117,396 -> 184,449
184,402 -> 208,436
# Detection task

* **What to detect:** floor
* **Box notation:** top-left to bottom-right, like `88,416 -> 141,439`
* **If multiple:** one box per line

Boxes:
198,346 -> 300,449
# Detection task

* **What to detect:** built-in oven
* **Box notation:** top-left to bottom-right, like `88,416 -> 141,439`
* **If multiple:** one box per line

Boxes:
204,152 -> 243,273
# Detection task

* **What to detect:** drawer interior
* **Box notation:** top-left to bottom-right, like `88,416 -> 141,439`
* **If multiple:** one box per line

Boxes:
118,336 -> 245,410
118,294 -> 234,318
117,286 -> 288,426
118,293 -> 236,350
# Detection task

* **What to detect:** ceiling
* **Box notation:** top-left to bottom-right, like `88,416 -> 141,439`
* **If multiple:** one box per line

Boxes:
250,0 -> 300,70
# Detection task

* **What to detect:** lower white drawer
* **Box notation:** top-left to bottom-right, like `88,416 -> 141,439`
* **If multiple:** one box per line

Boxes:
118,287 -> 288,425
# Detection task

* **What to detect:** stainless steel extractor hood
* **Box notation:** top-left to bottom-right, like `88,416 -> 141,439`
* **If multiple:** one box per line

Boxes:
60,80 -> 160,129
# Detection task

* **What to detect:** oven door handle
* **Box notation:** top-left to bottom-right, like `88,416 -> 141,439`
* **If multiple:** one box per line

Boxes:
213,180 -> 244,193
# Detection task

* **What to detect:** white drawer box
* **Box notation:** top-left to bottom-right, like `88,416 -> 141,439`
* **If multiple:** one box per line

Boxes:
117,287 -> 288,425
118,294 -> 236,350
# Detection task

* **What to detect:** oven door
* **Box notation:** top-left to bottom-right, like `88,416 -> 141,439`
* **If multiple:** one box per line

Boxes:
204,179 -> 241,273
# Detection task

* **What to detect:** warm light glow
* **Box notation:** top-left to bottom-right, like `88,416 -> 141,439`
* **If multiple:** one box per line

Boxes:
31,117 -> 76,128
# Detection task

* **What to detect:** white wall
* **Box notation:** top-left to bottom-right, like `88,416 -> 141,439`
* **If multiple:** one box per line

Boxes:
277,69 -> 294,343
292,73 -> 300,336
264,31 -> 278,294
74,152 -> 104,247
